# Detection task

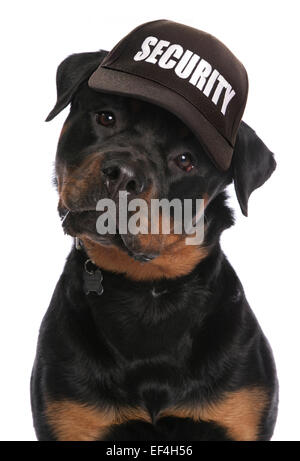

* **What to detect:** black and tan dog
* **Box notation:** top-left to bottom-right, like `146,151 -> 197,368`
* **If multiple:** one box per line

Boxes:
31,50 -> 278,441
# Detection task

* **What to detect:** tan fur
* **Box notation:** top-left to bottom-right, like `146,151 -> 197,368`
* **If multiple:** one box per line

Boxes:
58,152 -> 210,280
160,387 -> 268,441
81,235 -> 209,280
46,387 -> 267,441
45,401 -> 151,441
80,191 -> 209,280
59,154 -> 103,209
59,121 -> 70,140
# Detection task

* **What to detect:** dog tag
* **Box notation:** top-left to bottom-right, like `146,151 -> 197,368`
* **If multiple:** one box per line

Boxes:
83,259 -> 104,296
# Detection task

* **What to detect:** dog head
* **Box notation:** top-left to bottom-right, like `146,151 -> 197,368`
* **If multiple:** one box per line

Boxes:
46,51 -> 276,280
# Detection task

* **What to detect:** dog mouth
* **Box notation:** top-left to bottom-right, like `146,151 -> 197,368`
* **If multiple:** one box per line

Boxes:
59,208 -> 157,263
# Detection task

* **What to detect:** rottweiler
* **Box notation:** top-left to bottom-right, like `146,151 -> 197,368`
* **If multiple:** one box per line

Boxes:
31,50 -> 278,441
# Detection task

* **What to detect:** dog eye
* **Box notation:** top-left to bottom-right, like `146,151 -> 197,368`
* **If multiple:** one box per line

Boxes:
175,153 -> 194,172
95,111 -> 115,127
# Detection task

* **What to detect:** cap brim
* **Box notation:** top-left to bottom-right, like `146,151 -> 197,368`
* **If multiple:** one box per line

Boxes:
88,66 -> 233,171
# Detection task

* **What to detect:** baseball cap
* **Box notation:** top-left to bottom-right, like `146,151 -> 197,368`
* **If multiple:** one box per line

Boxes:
88,19 -> 248,171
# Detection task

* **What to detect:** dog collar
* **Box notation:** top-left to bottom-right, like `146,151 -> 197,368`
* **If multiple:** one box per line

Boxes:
75,238 -> 168,298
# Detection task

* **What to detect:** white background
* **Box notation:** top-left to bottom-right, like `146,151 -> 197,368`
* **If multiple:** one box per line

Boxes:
1,0 -> 299,441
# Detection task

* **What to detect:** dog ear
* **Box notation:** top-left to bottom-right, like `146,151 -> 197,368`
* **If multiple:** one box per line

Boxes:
232,121 -> 276,216
45,50 -> 108,122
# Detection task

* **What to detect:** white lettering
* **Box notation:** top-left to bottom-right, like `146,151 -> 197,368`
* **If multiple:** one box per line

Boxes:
189,59 -> 212,90
203,69 -> 219,97
134,36 -> 158,61
133,36 -> 236,115
146,39 -> 170,64
221,85 -> 236,115
212,75 -> 228,106
158,44 -> 183,69
175,50 -> 200,79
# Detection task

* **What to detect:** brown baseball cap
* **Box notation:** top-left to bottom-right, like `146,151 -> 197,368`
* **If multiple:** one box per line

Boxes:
88,19 -> 248,171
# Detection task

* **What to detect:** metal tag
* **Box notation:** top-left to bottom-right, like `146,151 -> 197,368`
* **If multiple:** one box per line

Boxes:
83,260 -> 104,296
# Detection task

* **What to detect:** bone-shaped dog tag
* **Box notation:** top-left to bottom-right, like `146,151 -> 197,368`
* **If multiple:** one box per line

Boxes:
83,260 -> 104,296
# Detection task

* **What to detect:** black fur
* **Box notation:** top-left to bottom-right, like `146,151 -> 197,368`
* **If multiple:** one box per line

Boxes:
31,51 -> 278,441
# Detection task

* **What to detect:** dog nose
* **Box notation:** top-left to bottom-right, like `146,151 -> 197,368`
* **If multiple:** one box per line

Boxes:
101,161 -> 145,198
